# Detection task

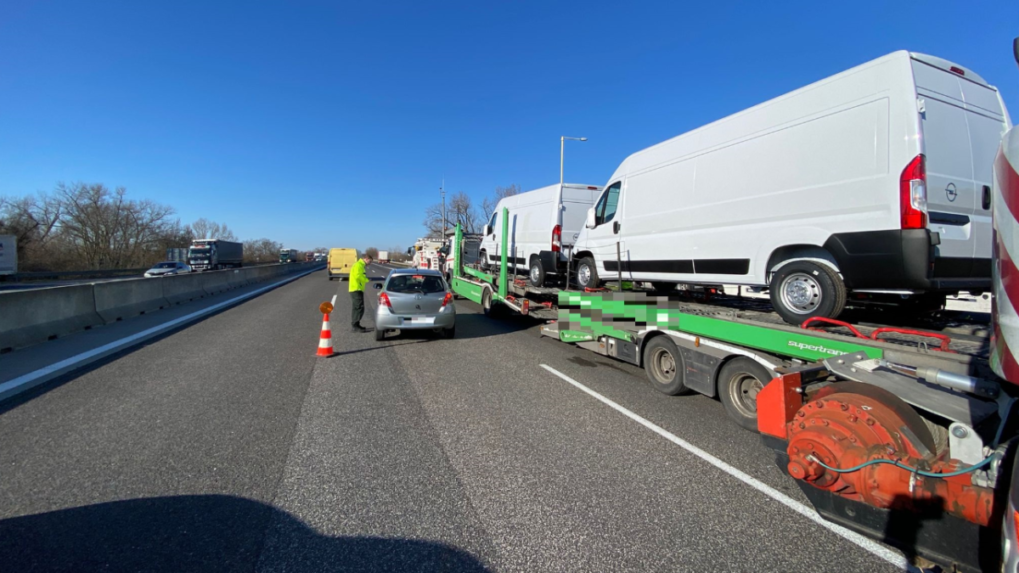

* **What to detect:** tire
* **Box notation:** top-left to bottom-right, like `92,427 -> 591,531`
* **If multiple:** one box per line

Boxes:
576,257 -> 600,289
528,257 -> 546,287
642,336 -> 691,395
479,250 -> 490,272
375,328 -> 385,341
482,288 -> 499,318
717,357 -> 773,432
444,325 -> 456,339
651,282 -> 674,293
768,260 -> 846,325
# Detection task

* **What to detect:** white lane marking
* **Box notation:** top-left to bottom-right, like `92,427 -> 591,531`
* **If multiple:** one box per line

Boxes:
538,364 -> 908,570
331,294 -> 337,306
0,268 -> 321,400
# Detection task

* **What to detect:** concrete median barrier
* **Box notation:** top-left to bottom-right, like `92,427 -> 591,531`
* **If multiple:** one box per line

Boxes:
200,270 -> 233,295
161,273 -> 207,305
94,278 -> 168,324
0,284 -> 104,352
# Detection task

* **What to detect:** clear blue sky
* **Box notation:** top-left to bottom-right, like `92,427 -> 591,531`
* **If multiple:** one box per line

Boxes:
1,1 -> 1016,251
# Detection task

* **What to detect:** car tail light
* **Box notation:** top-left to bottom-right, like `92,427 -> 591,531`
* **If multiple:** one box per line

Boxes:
441,292 -> 453,307
552,224 -> 562,253
900,154 -> 928,229
379,292 -> 392,308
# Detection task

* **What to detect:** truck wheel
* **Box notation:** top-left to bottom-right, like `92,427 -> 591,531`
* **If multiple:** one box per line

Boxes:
482,288 -> 501,318
717,357 -> 773,432
576,257 -> 600,289
769,260 -> 846,325
529,257 -> 546,287
642,336 -> 691,395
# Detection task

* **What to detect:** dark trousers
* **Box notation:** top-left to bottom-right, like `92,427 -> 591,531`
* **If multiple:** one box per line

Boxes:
350,291 -> 365,328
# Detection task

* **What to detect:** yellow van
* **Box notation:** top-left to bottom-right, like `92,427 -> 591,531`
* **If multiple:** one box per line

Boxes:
327,248 -> 358,280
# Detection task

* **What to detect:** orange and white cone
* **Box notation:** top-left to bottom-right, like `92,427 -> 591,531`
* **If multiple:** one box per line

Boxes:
316,313 -> 334,357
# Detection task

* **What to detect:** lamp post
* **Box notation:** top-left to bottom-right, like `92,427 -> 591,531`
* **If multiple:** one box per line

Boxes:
440,180 -> 446,238
560,136 -> 587,187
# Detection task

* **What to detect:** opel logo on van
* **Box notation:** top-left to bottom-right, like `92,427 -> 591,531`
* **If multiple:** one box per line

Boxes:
946,182 -> 958,202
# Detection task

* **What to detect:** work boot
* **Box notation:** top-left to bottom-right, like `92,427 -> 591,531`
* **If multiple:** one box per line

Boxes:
351,325 -> 368,333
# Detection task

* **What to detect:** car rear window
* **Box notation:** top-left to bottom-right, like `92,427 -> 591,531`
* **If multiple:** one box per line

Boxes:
387,275 -> 445,294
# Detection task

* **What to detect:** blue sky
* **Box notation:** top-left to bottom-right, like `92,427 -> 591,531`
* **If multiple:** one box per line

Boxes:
1,1 -> 1016,251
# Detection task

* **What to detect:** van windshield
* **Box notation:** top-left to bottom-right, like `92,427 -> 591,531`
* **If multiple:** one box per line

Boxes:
386,275 -> 445,294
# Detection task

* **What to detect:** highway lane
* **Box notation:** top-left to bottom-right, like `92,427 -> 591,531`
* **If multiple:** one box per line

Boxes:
0,267 -> 904,572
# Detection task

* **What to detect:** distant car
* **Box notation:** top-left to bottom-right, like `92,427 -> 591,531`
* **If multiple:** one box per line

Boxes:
144,261 -> 191,277
374,268 -> 455,341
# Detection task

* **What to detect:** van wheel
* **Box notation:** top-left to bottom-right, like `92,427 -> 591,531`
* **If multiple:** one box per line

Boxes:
769,260 -> 846,324
642,336 -> 691,395
717,358 -> 773,432
528,257 -> 546,287
479,250 -> 490,272
651,282 -> 674,293
576,257 -> 600,289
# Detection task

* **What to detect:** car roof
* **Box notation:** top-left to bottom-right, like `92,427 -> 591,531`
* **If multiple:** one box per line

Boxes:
388,268 -> 442,277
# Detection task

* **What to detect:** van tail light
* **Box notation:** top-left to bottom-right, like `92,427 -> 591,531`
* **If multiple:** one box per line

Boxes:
552,224 -> 562,253
441,292 -> 453,308
379,292 -> 392,308
900,154 -> 928,229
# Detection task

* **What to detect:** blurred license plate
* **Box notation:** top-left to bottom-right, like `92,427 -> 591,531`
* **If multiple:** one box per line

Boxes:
402,317 -> 435,324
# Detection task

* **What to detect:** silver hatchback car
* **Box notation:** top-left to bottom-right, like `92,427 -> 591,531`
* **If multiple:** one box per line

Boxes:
374,268 -> 455,341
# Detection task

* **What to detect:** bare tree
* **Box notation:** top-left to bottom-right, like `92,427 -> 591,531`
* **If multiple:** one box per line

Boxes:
57,183 -> 177,269
190,218 -> 237,241
0,193 -> 62,269
364,247 -> 379,259
243,238 -> 283,264
424,191 -> 483,235
482,184 -> 520,219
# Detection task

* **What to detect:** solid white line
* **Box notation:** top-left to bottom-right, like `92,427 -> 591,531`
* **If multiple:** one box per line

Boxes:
538,364 -> 908,570
0,268 -> 321,400
331,294 -> 337,306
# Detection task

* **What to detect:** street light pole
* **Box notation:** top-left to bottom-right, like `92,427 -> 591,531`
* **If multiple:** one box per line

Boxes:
441,179 -> 446,238
560,136 -> 587,187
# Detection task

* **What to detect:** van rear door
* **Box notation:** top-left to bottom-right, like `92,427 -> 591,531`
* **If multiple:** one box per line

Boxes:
912,55 -> 1009,284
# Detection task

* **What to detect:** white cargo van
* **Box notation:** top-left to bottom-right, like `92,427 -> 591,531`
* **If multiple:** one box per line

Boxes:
480,183 -> 602,286
573,51 -> 1011,324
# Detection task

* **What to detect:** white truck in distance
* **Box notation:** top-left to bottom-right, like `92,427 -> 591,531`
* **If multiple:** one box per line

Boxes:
572,51 -> 1011,324
377,250 -> 389,264
480,183 -> 602,286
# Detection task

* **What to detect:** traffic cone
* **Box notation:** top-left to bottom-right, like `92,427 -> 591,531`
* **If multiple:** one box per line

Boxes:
317,313 -> 334,356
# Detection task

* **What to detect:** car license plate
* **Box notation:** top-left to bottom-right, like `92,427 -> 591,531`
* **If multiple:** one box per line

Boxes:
401,317 -> 434,324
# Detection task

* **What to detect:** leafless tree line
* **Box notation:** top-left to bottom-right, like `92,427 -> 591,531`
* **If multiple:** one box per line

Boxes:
422,184 -> 520,236
0,182 -> 278,271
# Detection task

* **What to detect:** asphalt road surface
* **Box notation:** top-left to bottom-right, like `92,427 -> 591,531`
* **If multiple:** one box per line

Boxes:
0,264 -> 906,572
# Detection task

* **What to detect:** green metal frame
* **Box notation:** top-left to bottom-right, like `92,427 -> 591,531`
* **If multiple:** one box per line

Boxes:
558,291 -> 883,362
448,215 -> 883,364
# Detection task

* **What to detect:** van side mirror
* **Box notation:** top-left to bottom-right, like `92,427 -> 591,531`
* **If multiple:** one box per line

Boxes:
483,225 -> 492,236
585,209 -> 596,229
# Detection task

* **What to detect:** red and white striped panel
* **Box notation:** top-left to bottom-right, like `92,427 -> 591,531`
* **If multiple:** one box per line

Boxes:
991,126 -> 1019,385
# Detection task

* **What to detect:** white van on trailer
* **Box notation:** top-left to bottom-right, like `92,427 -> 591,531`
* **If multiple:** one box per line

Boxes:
480,183 -> 602,286
573,51 -> 1011,324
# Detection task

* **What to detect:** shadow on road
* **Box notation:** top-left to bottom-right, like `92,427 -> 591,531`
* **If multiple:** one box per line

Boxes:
0,494 -> 492,573
446,313 -> 535,340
